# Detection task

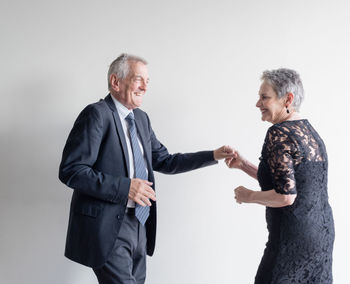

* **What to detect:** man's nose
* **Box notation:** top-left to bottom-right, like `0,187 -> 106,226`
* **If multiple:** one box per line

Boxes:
140,81 -> 148,91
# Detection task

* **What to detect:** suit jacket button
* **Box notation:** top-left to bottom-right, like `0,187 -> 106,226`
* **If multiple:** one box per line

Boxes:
116,215 -> 121,220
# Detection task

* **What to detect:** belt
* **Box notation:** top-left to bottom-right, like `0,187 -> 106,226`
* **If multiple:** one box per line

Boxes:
125,207 -> 135,215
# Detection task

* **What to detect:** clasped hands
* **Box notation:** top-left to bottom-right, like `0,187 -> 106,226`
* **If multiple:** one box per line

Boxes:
128,145 -> 238,207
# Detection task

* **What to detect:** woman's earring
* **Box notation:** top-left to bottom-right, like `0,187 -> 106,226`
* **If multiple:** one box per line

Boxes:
286,107 -> 290,114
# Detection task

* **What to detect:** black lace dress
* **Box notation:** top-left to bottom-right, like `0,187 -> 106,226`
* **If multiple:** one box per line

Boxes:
256,120 -> 335,284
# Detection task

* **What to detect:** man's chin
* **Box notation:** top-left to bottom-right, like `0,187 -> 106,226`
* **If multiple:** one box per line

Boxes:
132,101 -> 143,109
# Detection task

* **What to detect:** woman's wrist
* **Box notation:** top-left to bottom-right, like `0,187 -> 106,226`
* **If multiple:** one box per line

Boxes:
239,159 -> 248,171
248,190 -> 256,203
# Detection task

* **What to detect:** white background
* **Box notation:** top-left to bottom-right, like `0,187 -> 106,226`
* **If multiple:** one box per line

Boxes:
1,0 -> 349,283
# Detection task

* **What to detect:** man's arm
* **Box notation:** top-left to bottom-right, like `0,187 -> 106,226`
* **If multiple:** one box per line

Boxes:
145,114 -> 233,174
58,104 -> 130,204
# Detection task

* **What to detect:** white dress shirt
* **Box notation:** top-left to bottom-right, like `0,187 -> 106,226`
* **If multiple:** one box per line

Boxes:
111,95 -> 148,208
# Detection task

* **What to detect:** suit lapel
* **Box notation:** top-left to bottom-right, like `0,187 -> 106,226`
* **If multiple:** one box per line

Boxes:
105,95 -> 130,177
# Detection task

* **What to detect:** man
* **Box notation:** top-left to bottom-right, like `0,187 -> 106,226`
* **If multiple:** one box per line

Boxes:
59,53 -> 233,283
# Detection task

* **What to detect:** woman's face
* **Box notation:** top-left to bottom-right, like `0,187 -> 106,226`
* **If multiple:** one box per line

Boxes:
256,81 -> 286,124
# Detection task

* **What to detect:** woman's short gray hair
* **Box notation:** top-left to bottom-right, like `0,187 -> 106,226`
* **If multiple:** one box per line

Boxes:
261,68 -> 304,111
108,53 -> 148,90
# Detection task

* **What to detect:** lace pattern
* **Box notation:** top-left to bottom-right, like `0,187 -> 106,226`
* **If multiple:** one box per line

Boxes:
256,119 -> 334,284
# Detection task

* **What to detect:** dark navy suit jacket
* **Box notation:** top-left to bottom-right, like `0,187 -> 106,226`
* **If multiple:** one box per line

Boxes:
59,94 -> 217,268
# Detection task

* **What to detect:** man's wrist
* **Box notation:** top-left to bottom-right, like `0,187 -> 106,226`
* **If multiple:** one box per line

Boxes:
213,150 -> 218,161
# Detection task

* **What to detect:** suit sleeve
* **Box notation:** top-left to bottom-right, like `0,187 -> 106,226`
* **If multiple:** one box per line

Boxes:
58,104 -> 130,204
145,114 -> 218,174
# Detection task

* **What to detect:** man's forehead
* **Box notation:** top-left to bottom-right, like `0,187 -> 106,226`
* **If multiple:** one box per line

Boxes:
129,60 -> 146,68
129,61 -> 147,71
131,71 -> 149,79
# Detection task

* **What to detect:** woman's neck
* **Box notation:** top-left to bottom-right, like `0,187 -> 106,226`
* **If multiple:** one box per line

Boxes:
274,111 -> 302,124
285,112 -> 301,121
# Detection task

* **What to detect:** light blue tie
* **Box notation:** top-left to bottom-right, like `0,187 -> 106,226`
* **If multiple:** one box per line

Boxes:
125,112 -> 150,225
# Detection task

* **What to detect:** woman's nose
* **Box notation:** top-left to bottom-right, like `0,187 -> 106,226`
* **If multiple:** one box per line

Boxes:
256,99 -> 261,108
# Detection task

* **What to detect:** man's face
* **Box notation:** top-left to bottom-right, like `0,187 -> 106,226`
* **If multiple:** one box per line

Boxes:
111,61 -> 149,110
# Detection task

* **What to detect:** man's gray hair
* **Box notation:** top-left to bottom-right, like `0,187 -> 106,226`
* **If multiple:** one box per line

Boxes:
108,53 -> 148,90
261,68 -> 304,111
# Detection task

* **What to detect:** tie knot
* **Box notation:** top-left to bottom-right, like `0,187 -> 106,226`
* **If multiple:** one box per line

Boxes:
126,112 -> 135,122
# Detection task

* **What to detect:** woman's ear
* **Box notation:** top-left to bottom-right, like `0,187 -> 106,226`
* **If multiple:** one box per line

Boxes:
286,92 -> 294,108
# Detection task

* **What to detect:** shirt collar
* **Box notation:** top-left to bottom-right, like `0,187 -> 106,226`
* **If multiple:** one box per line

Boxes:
110,95 -> 133,120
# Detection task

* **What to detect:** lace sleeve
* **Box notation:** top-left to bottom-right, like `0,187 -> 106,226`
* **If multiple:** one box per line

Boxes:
265,126 -> 297,195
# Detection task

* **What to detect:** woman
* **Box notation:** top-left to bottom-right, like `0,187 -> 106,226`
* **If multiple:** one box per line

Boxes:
226,69 -> 335,283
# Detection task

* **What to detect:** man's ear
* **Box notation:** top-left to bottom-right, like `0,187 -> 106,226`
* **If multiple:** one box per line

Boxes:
286,92 -> 294,108
110,74 -> 120,91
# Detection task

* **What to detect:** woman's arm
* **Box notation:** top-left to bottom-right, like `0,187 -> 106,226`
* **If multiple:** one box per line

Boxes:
234,186 -> 296,207
225,151 -> 258,180
239,159 -> 258,180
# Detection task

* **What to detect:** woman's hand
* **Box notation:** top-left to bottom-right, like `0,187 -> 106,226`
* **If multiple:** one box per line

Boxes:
234,185 -> 253,204
225,150 -> 258,179
225,149 -> 243,169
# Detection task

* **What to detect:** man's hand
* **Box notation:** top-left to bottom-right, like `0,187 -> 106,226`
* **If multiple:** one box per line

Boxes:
128,179 -> 156,207
213,145 -> 235,160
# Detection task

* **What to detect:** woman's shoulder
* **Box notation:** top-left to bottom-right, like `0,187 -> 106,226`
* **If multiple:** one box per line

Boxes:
264,120 -> 307,146
266,123 -> 290,139
268,119 -> 309,136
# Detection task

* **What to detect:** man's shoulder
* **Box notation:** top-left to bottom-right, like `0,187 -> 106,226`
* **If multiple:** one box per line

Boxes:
133,108 -> 149,120
73,96 -> 113,125
83,96 -> 111,113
